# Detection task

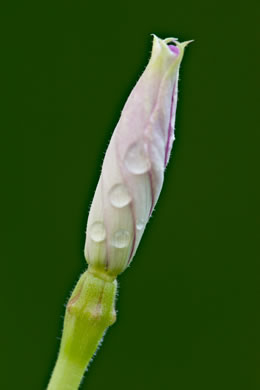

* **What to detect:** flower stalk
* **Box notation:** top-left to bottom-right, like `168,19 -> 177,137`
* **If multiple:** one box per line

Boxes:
47,269 -> 117,390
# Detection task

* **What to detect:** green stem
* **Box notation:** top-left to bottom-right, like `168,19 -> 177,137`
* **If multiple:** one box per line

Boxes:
47,268 -> 117,390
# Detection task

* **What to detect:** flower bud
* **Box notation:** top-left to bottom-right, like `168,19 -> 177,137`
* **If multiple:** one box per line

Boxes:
84,35 -> 190,277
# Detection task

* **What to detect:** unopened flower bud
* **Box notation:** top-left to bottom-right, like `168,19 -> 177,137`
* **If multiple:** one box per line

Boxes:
85,35 -> 190,277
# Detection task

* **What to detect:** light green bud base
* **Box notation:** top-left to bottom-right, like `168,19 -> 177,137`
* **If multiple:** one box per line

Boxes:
47,267 -> 117,390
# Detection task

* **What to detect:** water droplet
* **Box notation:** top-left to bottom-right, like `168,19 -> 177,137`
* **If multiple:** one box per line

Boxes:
125,141 -> 151,174
89,222 -> 106,243
111,230 -> 130,248
109,183 -> 131,208
136,220 -> 145,230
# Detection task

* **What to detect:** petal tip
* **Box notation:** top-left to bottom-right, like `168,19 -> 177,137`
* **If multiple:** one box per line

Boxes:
179,40 -> 194,49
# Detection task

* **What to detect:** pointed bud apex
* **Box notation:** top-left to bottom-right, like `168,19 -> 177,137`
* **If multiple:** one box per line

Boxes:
85,35 -> 190,277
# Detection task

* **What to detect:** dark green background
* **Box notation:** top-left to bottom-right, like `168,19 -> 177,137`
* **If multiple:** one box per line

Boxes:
3,0 -> 260,389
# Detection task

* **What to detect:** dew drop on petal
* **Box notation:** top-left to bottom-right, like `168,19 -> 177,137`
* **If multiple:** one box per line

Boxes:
89,222 -> 106,242
136,220 -> 145,230
125,140 -> 151,174
109,183 -> 132,208
111,230 -> 130,248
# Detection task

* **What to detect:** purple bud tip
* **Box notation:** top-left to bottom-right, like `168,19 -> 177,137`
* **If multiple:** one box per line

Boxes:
168,44 -> 180,56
